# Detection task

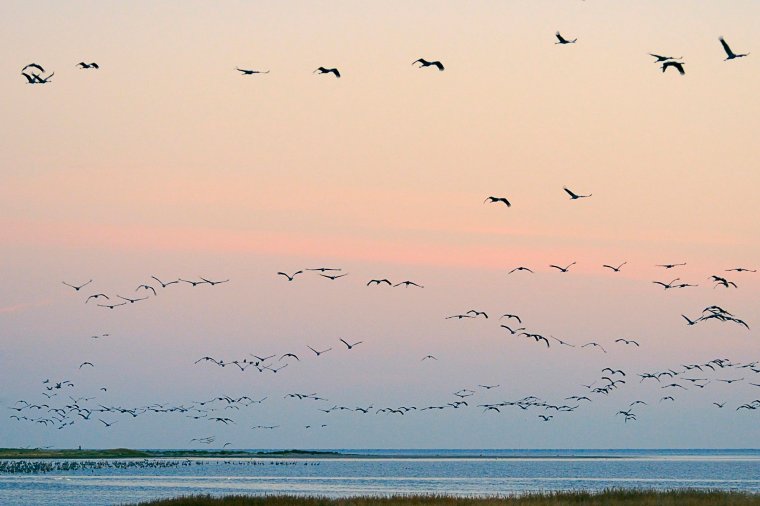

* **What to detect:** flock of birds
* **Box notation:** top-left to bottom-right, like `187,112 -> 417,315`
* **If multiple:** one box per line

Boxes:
9,20 -> 758,450
8,253 -> 758,445
19,34 -> 749,87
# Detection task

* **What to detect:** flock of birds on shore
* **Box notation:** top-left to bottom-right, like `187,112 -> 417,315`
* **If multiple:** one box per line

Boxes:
18,33 -> 750,87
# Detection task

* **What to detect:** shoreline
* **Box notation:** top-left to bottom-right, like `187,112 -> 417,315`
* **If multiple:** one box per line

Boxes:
1,448 -> 758,460
129,491 -> 760,505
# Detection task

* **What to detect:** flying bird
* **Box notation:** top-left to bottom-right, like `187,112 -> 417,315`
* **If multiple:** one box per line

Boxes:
563,187 -> 591,200
581,342 -> 607,353
549,261 -> 576,273
308,345 -> 332,356
555,32 -> 577,44
277,271 -> 303,281
85,294 -> 108,303
339,338 -> 363,350
367,279 -> 392,286
649,53 -> 681,63
136,284 -> 157,296
22,63 -> 45,73
62,280 -> 93,291
484,196 -> 511,207
500,314 -> 522,323
236,67 -> 269,75
412,58 -> 444,71
314,67 -> 340,78
719,37 -> 749,60
658,263 -> 686,269
394,280 -> 423,288
508,267 -> 534,274
661,61 -> 685,75
151,276 -> 180,288
603,262 -> 627,272
320,273 -> 349,280
76,62 -> 99,69
615,338 -> 640,347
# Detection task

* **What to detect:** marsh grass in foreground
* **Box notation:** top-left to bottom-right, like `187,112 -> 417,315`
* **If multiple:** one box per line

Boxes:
131,490 -> 760,506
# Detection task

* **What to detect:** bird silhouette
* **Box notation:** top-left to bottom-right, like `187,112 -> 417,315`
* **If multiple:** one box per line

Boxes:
549,261 -> 576,273
62,280 -> 93,291
582,342 -> 607,353
136,284 -> 157,296
555,32 -> 577,44
658,263 -> 686,269
483,196 -> 511,207
97,302 -> 127,309
22,63 -> 45,73
117,295 -> 148,304
508,267 -> 534,274
412,58 -> 444,71
394,280 -> 423,288
649,53 -> 681,63
719,37 -> 749,60
339,338 -> 363,350
76,62 -> 99,69
151,276 -> 180,288
661,61 -> 685,75
236,67 -> 269,75
320,273 -> 349,280
314,67 -> 340,78
602,262 -> 627,272
307,345 -> 332,356
277,271 -> 303,281
367,279 -> 392,286
563,187 -> 591,199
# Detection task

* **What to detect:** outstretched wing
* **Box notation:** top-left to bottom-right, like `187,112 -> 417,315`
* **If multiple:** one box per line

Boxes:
719,37 -> 733,57
563,187 -> 578,198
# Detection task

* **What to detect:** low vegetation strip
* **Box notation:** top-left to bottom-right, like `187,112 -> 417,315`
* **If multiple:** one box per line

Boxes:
131,491 -> 760,506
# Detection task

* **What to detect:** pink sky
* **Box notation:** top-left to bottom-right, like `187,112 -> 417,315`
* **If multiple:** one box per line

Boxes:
1,1 -> 758,449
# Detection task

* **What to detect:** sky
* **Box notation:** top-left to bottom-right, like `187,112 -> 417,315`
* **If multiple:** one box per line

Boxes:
1,0 -> 759,449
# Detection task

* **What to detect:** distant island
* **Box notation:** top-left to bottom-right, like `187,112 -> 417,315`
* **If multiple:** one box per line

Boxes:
0,448 -> 348,460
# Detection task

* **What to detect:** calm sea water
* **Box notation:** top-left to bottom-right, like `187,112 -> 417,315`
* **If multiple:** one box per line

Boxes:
1,449 -> 758,506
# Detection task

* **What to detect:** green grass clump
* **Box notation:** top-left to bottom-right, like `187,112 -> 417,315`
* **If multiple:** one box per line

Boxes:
129,490 -> 760,506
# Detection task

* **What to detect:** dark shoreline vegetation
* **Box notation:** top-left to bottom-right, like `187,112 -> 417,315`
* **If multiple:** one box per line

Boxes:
8,448 -> 757,460
0,448 -> 348,460
129,491 -> 760,506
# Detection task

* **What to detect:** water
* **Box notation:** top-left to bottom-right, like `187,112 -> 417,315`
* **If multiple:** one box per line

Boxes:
1,449 -> 758,505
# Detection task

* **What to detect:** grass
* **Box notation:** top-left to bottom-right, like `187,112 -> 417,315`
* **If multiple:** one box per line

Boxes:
130,491 -> 760,506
